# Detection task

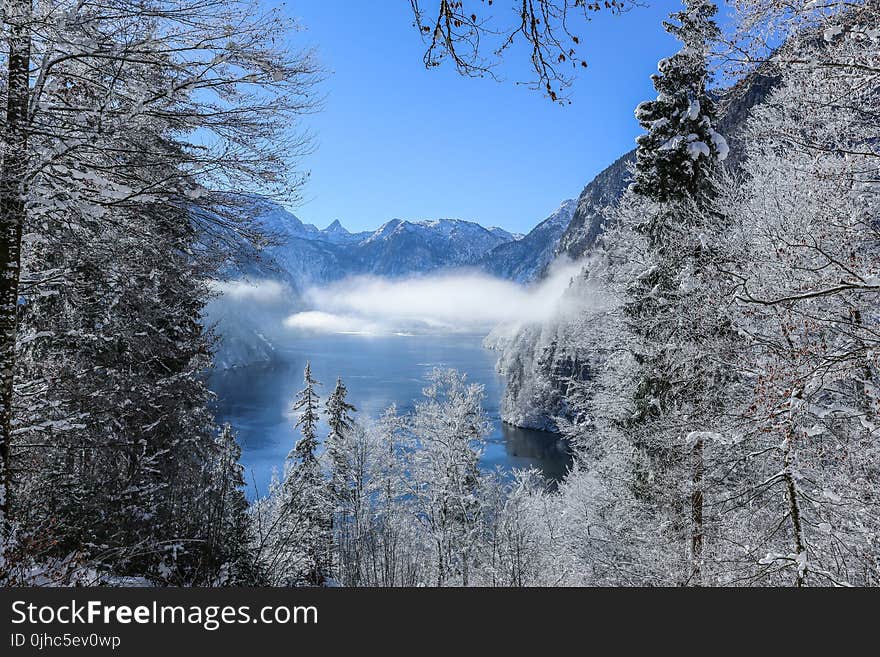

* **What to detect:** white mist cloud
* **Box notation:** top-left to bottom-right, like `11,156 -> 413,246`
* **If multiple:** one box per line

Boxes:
284,311 -> 387,335
285,259 -> 585,336
208,279 -> 287,303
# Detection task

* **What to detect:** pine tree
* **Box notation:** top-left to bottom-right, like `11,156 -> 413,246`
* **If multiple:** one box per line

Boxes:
606,0 -> 733,584
291,362 -> 322,467
203,424 -> 255,584
325,378 -> 357,503
626,0 -> 726,430
284,362 -> 330,585
632,0 -> 726,207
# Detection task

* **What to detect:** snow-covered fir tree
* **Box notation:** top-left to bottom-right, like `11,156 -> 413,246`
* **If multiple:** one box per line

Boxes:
323,377 -> 358,581
292,363 -> 322,461
325,377 -> 358,505
283,363 -> 331,585
631,0 -> 727,204
580,0 -> 737,584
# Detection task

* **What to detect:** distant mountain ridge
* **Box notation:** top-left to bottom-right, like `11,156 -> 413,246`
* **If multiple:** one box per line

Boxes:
233,197 -> 567,291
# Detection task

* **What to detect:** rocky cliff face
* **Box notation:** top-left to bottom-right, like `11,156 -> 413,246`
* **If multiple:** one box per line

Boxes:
486,318 -> 591,432
556,154 -> 635,261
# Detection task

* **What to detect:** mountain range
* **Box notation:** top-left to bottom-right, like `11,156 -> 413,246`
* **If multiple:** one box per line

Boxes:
234,196 -> 576,291
212,64 -> 775,375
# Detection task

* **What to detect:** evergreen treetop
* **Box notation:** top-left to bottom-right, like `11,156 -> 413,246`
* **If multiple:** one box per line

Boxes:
632,0 -> 727,210
291,362 -> 322,466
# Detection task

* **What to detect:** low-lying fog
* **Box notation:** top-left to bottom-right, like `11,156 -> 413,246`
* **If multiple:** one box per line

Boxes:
207,259 -> 586,342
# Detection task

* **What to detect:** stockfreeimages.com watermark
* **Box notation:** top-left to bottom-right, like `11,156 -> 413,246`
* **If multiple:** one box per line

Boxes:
10,599 -> 318,633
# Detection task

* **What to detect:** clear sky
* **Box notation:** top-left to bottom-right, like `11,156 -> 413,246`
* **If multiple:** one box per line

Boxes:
279,1 -> 731,234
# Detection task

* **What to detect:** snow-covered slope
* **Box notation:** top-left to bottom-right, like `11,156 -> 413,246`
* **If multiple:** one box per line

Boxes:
478,199 -> 576,283
354,217 -> 515,276
319,219 -> 373,245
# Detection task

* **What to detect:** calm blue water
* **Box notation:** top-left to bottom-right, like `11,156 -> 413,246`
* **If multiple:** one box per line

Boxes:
209,333 -> 570,499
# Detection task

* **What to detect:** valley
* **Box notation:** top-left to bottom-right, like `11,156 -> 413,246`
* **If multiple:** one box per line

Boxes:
205,198 -> 584,487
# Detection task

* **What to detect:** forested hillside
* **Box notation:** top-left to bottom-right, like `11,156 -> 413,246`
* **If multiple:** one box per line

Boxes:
0,0 -> 319,584
486,1 -> 880,585
494,47 -> 780,431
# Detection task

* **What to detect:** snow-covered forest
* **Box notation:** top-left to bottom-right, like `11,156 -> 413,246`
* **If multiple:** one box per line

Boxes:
1,0 -> 879,587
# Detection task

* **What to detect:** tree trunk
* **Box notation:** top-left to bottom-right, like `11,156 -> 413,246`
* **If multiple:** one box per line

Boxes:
690,436 -> 704,585
0,0 -> 32,530
782,434 -> 806,587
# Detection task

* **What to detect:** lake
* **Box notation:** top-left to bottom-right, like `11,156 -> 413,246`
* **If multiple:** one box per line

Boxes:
209,333 -> 571,499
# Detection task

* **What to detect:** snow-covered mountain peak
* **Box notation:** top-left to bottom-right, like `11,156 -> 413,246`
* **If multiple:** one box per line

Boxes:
323,219 -> 348,235
252,201 -> 320,240
487,226 -> 520,241
546,199 -> 578,226
365,219 -> 406,243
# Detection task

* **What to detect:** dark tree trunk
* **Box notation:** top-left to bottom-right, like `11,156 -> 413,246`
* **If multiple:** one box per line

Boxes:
691,437 -> 704,586
0,0 -> 32,529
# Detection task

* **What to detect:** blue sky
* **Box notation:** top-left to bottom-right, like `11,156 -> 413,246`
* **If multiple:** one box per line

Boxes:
279,1 -> 731,234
